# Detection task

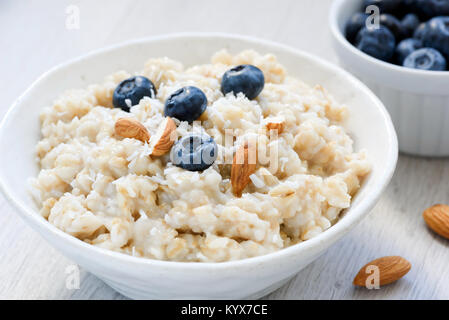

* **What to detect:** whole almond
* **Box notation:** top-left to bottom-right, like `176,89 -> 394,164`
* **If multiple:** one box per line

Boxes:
423,204 -> 449,239
266,121 -> 284,134
353,256 -> 411,287
115,118 -> 150,143
150,117 -> 177,156
231,141 -> 257,197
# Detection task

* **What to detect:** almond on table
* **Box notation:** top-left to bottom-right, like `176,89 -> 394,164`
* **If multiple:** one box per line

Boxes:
353,256 -> 411,288
423,204 -> 449,240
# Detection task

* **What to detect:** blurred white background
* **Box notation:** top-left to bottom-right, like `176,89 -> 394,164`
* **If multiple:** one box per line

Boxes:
0,0 -> 334,118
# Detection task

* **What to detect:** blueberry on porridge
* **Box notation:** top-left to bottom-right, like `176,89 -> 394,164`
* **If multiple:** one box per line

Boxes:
113,76 -> 156,112
171,134 -> 218,172
30,50 -> 371,262
221,64 -> 264,100
164,86 -> 207,122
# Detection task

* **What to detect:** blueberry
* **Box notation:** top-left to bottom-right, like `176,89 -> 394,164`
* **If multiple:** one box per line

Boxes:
401,14 -> 420,38
221,65 -> 264,100
396,38 -> 423,64
355,26 -> 396,61
414,22 -> 427,40
402,0 -> 416,6
164,86 -> 207,123
171,134 -> 218,172
345,13 -> 369,43
113,76 -> 156,112
402,0 -> 417,6
403,48 -> 447,71
414,0 -> 449,19
363,0 -> 402,13
397,0 -> 418,17
421,17 -> 449,60
380,14 -> 405,40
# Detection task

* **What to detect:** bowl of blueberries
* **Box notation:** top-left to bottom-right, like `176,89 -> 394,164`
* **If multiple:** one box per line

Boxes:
330,0 -> 449,157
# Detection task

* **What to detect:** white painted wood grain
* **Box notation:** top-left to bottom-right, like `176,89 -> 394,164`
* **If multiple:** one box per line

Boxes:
1,0 -> 448,300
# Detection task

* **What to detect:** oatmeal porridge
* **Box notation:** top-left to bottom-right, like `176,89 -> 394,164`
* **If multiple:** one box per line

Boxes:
30,50 -> 371,262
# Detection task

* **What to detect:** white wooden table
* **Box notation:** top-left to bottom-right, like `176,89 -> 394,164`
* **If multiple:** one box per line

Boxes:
1,0 -> 448,300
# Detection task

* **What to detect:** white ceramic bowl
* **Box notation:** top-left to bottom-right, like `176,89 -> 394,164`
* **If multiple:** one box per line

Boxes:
0,33 -> 397,299
330,0 -> 449,157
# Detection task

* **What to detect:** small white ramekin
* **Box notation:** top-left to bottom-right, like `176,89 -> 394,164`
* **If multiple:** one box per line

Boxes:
330,0 -> 449,157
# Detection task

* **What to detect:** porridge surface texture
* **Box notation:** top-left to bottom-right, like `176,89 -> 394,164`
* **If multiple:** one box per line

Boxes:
31,50 -> 371,262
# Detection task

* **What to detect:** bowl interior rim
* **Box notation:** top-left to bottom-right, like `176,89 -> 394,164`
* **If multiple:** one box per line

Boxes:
0,32 -> 398,270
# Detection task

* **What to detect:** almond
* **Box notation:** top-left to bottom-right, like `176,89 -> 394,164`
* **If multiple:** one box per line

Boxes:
266,121 -> 284,134
114,118 -> 150,143
231,141 -> 257,197
353,256 -> 411,287
150,117 -> 177,156
423,204 -> 449,239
